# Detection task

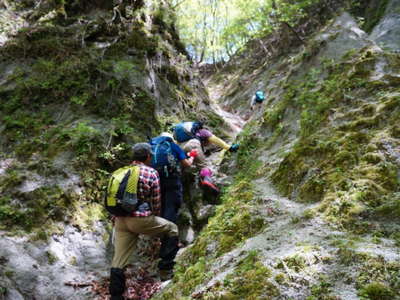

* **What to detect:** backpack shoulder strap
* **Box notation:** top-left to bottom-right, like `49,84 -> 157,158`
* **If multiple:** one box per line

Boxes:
125,166 -> 140,194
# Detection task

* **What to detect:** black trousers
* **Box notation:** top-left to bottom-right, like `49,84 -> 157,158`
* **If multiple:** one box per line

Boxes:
158,176 -> 182,270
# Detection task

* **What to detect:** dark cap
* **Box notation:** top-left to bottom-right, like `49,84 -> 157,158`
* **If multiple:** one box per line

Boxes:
132,143 -> 154,158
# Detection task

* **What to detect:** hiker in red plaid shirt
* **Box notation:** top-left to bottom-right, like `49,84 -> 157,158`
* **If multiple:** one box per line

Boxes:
109,143 -> 179,300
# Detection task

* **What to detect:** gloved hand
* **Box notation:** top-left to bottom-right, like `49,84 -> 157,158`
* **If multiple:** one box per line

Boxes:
229,143 -> 239,152
188,149 -> 198,158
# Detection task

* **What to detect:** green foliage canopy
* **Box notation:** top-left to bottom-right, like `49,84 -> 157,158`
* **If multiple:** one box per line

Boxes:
170,0 -> 320,63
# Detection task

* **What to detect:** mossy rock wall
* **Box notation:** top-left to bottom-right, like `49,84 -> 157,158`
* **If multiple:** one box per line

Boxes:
0,0 -> 212,233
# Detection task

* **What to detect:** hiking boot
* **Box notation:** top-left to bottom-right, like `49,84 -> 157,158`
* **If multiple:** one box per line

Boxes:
159,269 -> 174,281
109,268 -> 125,300
200,176 -> 220,197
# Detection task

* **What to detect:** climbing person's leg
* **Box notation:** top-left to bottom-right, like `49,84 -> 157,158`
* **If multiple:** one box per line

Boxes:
158,235 -> 179,280
124,215 -> 180,279
110,218 -> 139,299
124,215 -> 178,238
111,218 -> 139,268
160,176 -> 183,224
109,267 -> 125,300
159,176 -> 183,278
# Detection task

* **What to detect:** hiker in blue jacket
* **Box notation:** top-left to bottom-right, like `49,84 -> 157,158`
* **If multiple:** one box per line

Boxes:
250,90 -> 266,110
150,132 -> 194,224
149,132 -> 195,277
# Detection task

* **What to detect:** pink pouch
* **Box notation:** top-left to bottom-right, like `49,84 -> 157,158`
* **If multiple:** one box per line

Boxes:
200,167 -> 212,178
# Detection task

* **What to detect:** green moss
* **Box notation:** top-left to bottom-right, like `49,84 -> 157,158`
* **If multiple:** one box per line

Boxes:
306,275 -> 337,300
358,282 -> 394,300
376,193 -> 400,218
60,122 -> 103,156
45,250 -> 58,265
203,111 -> 228,139
279,254 -> 307,272
158,257 -> 210,299
0,196 -> 26,230
274,272 -> 287,284
268,49 -> 400,229
350,0 -> 390,33
356,256 -> 400,298
298,174 -> 326,203
0,183 -> 76,231
184,251 -> 278,300
263,98 -> 288,129
235,127 -> 263,180
72,202 -> 105,230
0,169 -> 26,191
4,270 -> 14,278
220,251 -> 278,299
202,180 -> 265,256
157,150 -> 266,298
125,24 -> 161,56
0,25 -> 81,61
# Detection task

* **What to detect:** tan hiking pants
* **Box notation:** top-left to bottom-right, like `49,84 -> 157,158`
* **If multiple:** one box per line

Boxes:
111,216 -> 178,268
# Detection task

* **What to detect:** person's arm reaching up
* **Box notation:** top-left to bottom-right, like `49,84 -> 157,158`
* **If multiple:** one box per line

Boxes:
208,135 -> 230,150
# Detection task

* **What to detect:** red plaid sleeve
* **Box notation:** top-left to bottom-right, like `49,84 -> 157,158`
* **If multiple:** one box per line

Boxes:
149,170 -> 161,216
131,163 -> 161,217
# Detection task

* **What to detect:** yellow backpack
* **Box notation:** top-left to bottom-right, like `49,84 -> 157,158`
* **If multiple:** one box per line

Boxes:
104,166 -> 140,216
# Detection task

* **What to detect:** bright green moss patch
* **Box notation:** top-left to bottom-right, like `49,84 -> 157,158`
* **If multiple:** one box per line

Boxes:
356,256 -> 400,296
216,251 -> 278,299
306,275 -> 338,300
278,254 -> 307,272
358,282 -> 394,300
156,257 -> 210,299
192,179 -> 265,257
0,185 -> 75,231
179,251 -> 278,300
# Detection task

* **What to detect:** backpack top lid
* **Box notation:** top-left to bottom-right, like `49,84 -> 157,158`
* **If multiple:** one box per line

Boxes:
255,90 -> 265,98
149,135 -> 173,146
173,121 -> 201,143
149,135 -> 178,173
255,90 -> 265,102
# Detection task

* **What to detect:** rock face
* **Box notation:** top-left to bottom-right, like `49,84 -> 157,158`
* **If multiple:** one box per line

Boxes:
316,12 -> 372,61
370,0 -> 400,51
0,224 -> 109,300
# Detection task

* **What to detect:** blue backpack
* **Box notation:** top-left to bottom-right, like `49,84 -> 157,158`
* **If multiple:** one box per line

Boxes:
255,91 -> 265,103
149,136 -> 179,177
173,121 -> 203,143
